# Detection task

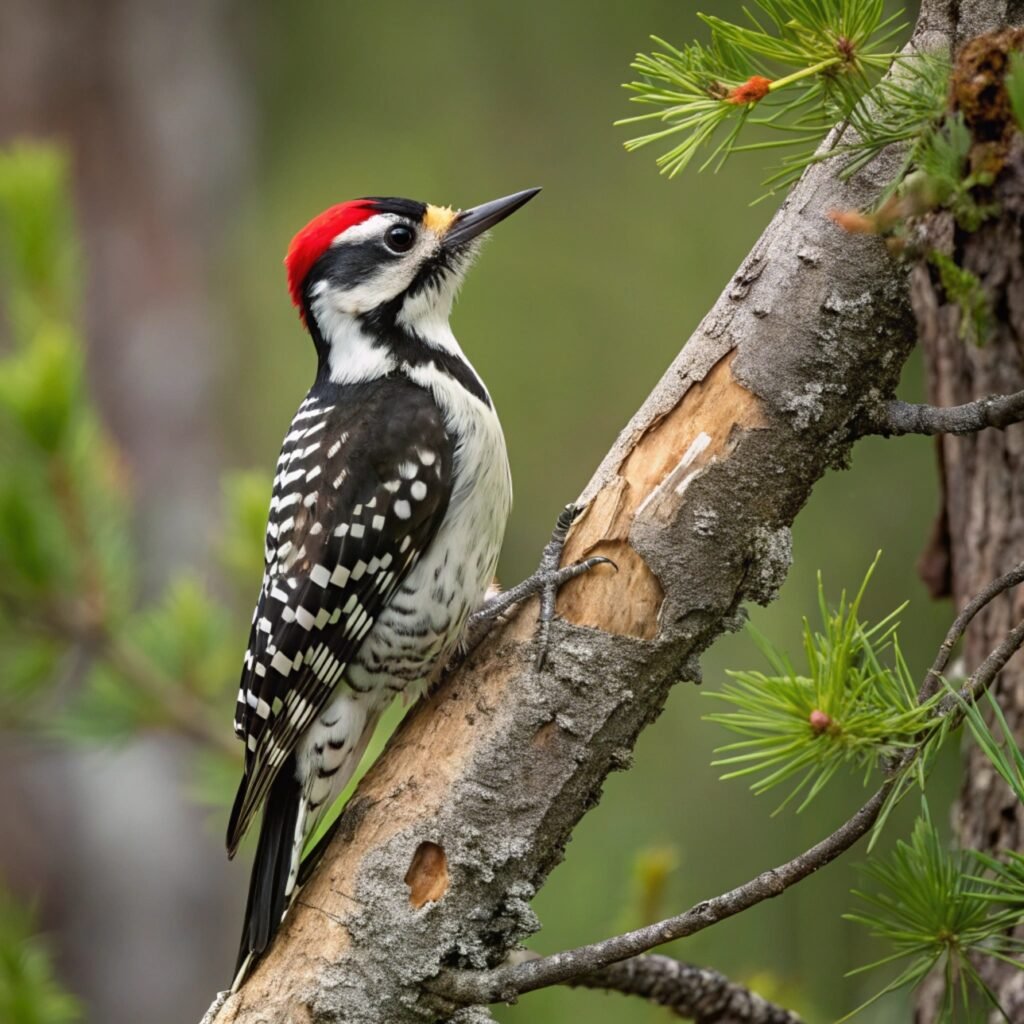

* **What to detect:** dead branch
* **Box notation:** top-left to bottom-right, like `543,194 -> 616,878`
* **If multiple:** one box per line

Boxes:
860,390 -> 1024,437
568,953 -> 802,1023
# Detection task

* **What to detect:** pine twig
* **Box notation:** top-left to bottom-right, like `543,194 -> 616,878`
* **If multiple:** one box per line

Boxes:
429,572 -> 1024,1007
100,627 -> 239,759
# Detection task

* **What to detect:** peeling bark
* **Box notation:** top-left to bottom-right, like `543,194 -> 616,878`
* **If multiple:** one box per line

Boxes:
208,4 -> 1023,1022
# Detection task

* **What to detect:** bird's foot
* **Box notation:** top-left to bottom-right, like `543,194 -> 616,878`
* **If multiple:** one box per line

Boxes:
465,503 -> 616,668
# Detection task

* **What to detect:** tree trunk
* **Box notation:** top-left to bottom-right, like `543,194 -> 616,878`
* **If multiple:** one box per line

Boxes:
914,33 -> 1024,1022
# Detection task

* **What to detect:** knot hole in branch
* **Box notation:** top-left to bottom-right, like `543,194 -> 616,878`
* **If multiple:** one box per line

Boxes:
405,841 -> 449,909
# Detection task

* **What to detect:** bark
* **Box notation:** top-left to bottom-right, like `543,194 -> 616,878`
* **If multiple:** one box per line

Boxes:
569,954 -> 801,1023
210,4 -> 1021,1022
913,31 -> 1024,1023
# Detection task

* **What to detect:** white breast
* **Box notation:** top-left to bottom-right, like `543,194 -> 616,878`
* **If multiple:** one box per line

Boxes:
345,358 -> 512,701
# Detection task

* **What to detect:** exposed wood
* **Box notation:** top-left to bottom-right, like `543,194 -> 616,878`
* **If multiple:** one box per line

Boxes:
557,351 -> 767,638
405,842 -> 450,909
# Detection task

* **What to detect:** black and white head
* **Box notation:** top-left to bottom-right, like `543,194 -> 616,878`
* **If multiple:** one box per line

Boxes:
285,189 -> 540,386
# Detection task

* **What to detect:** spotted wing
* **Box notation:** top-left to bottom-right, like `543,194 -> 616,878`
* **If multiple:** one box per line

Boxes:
227,379 -> 452,853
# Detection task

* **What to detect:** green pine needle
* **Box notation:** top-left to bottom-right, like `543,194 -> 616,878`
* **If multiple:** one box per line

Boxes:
840,804 -> 1024,1022
619,1 -> 1004,224
763,48 -> 950,195
619,0 -> 909,183
704,554 -> 942,813
955,684 -> 1024,809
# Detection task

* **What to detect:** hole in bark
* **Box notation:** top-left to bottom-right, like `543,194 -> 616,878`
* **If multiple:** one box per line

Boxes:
404,841 -> 449,909
951,28 -> 1024,168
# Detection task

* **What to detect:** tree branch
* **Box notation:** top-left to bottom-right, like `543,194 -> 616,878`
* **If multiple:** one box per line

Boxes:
431,787 -> 891,1005
920,560 -> 1024,702
568,953 -> 802,1023
859,390 -> 1024,438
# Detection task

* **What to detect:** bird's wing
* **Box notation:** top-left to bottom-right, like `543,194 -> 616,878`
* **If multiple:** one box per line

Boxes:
227,380 -> 453,854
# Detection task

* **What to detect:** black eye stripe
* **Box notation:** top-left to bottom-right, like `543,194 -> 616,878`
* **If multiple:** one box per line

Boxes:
308,240 -> 382,293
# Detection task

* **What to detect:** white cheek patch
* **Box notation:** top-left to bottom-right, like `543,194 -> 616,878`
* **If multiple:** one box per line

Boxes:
324,262 -> 420,315
320,215 -> 443,316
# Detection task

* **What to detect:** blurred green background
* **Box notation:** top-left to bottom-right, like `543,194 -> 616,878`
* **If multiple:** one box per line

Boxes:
0,1 -> 959,1021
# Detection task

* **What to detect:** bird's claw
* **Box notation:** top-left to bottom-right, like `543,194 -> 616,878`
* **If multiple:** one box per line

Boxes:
463,503 -> 615,665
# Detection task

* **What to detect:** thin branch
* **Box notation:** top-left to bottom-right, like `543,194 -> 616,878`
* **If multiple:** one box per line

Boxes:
919,560 -> 1024,702
431,787 -> 890,1004
940,617 -> 1024,717
568,953 -> 802,1023
431,577 -> 1024,1007
860,390 -> 1024,438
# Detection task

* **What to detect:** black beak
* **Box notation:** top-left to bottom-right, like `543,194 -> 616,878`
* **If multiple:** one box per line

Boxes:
444,187 -> 541,247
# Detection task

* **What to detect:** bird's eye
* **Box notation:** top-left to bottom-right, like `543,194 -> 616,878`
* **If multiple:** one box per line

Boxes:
384,224 -> 416,254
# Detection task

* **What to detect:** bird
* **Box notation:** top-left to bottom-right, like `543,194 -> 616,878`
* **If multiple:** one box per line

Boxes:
226,187 -> 576,987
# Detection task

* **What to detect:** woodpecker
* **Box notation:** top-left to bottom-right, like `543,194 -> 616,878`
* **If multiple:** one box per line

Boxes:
227,188 -> 545,985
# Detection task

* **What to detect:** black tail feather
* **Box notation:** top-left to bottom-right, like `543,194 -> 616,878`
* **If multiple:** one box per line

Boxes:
234,755 -> 301,979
